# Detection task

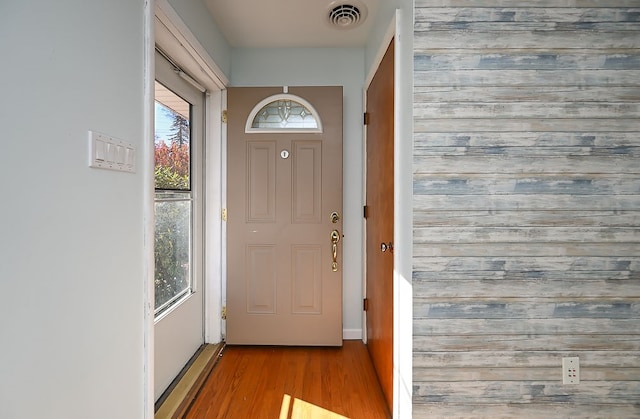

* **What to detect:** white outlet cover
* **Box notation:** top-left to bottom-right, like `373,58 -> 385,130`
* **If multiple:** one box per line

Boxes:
562,356 -> 580,384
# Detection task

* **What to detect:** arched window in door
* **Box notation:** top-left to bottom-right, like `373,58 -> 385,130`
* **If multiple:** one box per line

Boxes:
245,93 -> 323,133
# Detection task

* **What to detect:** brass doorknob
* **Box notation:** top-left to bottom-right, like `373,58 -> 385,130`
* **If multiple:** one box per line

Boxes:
331,230 -> 341,271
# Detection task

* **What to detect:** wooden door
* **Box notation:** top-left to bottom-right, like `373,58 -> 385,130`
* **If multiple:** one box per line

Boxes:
365,40 -> 394,409
226,86 -> 343,346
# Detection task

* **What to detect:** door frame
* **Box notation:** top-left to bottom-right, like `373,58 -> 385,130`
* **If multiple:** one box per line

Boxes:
144,1 -> 229,417
144,3 -> 413,418
155,0 -> 229,337
225,86 -> 344,346
362,10 -> 413,419
153,49 -> 207,400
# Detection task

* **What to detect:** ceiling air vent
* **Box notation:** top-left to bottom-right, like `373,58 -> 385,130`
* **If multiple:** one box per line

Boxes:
328,2 -> 367,29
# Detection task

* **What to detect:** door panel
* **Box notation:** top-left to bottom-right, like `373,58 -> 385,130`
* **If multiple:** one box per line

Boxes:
154,50 -> 205,400
247,245 -> 276,313
227,86 -> 343,346
366,40 -> 395,410
292,245 -> 322,313
292,141 -> 322,223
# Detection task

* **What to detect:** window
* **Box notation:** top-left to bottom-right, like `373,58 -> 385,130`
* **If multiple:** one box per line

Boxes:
245,94 -> 323,133
154,81 -> 193,316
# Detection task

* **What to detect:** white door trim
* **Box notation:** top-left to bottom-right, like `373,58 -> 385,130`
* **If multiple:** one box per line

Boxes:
392,9 -> 413,419
204,88 -> 226,345
143,2 -> 155,418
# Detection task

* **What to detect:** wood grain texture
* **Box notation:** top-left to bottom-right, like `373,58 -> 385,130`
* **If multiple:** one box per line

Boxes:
183,341 -> 390,419
365,39 -> 395,412
413,1 -> 640,415
413,403 -> 640,419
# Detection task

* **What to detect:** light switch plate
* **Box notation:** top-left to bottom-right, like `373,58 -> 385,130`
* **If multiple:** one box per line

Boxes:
89,130 -> 136,173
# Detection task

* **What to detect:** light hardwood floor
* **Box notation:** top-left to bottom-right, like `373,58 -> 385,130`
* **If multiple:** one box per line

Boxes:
183,340 -> 390,419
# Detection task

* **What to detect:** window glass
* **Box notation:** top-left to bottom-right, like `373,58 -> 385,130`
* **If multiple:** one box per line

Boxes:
154,196 -> 191,311
154,81 -> 193,315
249,97 -> 319,130
155,81 -> 190,191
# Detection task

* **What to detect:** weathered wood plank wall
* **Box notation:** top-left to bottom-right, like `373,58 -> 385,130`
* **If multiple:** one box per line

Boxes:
412,1 -> 640,417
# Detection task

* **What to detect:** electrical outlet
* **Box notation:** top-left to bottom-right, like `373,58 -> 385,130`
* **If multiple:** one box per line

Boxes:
562,357 -> 580,384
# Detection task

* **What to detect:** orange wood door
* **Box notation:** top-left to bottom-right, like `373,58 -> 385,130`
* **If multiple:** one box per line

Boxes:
365,40 -> 394,410
226,86 -> 343,346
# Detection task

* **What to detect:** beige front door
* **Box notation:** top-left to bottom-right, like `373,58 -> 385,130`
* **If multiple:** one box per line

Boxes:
226,86 -> 343,346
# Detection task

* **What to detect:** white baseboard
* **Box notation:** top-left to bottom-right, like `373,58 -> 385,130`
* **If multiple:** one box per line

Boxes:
343,328 -> 362,340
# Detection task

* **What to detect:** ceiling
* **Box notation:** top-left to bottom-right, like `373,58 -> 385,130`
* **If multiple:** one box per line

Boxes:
155,81 -> 189,120
204,0 -> 379,48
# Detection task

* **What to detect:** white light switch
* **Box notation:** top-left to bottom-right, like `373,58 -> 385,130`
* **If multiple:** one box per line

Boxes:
95,139 -> 106,161
106,143 -> 116,162
125,147 -> 135,166
116,145 -> 125,164
89,131 -> 136,173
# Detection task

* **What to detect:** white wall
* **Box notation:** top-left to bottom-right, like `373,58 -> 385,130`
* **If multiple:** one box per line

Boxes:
0,2 -> 146,418
231,48 -> 366,338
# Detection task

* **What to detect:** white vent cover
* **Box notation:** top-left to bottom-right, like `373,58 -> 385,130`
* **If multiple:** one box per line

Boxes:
328,2 -> 367,29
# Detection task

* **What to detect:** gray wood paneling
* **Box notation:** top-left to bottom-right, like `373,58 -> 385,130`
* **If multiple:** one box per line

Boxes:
413,404 -> 640,418
413,1 -> 640,416
414,381 -> 640,403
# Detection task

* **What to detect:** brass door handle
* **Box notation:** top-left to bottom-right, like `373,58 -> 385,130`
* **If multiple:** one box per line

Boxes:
331,230 -> 341,271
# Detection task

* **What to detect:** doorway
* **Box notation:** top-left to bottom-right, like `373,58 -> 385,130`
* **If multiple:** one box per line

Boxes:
153,50 -> 206,400
365,39 -> 395,410
225,86 -> 344,346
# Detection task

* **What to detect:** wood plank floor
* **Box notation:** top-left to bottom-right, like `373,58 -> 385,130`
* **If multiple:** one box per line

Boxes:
184,340 -> 391,419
